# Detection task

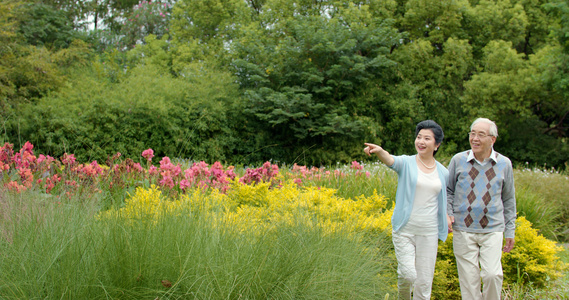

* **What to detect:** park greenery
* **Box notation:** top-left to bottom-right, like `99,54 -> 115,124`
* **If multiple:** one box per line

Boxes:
0,142 -> 567,299
1,0 -> 569,298
0,0 -> 568,167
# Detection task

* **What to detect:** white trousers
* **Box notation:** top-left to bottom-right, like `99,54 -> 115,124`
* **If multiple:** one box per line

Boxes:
453,230 -> 504,300
392,232 -> 438,300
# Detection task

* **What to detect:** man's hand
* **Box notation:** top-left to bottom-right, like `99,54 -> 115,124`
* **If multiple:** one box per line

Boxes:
447,215 -> 454,233
503,238 -> 515,253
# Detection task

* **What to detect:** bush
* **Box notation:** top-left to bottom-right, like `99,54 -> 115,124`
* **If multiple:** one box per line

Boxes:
7,63 -> 241,163
502,217 -> 567,287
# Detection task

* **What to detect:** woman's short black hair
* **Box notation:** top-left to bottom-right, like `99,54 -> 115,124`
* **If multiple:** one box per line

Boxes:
415,120 -> 444,155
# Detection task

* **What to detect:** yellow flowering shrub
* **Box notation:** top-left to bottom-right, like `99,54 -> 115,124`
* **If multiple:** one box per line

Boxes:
502,216 -> 567,287
98,179 -> 393,238
98,185 -> 172,223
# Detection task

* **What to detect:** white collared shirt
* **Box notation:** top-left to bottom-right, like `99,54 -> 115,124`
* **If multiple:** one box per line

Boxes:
467,148 -> 497,166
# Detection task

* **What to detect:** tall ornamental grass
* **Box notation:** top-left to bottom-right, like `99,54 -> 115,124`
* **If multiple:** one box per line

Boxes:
514,167 -> 569,242
0,183 -> 395,299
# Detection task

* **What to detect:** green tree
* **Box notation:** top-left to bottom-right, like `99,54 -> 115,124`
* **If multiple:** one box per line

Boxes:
462,41 -> 532,123
16,2 -> 80,49
229,5 -> 403,164
170,0 -> 252,61
0,0 -> 21,115
464,0 -> 529,56
462,40 -> 569,165
511,0 -> 554,55
400,0 -> 470,46
119,1 -> 172,49
391,38 -> 475,154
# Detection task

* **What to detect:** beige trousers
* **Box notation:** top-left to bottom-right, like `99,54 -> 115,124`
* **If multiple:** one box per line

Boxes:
453,230 -> 504,300
392,231 -> 439,300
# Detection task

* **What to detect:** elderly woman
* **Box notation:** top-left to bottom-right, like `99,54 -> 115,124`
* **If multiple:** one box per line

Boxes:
364,120 -> 449,300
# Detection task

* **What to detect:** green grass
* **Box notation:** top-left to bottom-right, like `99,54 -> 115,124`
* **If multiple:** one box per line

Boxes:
0,190 -> 394,299
514,168 -> 569,242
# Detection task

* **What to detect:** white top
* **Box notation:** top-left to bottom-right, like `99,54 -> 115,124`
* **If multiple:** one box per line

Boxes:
401,166 -> 441,235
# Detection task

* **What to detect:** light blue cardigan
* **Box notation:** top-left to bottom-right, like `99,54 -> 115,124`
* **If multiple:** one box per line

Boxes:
388,155 -> 449,242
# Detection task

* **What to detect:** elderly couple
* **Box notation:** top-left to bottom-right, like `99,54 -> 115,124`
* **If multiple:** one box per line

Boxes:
364,118 -> 516,300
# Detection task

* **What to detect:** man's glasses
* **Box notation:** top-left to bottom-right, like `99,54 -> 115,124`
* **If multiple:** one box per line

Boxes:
468,132 -> 490,139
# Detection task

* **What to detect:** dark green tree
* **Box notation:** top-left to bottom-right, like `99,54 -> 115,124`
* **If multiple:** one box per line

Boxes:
17,3 -> 79,49
228,6 -> 403,164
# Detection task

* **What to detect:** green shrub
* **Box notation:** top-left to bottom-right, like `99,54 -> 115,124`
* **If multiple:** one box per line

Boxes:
8,63 -> 241,163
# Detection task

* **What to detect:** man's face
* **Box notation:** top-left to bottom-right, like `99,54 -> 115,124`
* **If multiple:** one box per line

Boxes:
469,122 -> 496,159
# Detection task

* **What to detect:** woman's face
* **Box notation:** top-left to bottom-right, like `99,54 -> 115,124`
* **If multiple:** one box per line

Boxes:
415,129 -> 438,156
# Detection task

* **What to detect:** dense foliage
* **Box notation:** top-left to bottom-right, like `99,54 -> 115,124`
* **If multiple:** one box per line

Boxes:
1,0 -> 568,167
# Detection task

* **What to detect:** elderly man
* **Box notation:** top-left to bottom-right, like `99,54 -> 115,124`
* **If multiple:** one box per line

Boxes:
446,118 -> 516,300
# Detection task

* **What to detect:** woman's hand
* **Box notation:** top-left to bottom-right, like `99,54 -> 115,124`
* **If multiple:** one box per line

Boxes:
364,143 -> 383,156
364,143 -> 394,166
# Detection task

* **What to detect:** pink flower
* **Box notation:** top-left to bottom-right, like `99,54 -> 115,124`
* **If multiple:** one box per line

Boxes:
45,174 -> 61,193
142,149 -> 154,162
81,161 -> 104,178
159,175 -> 175,188
132,162 -> 144,173
0,142 -> 14,164
179,179 -> 191,190
19,168 -> 34,188
0,161 -> 8,172
5,181 -> 26,192
149,165 -> 158,175
13,141 -> 36,169
61,153 -> 76,166
21,141 -> 33,153
351,161 -> 363,170
159,157 -> 172,170
37,154 -> 55,165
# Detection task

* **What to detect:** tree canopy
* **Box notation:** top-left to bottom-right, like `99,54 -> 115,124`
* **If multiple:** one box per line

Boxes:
1,0 -> 568,167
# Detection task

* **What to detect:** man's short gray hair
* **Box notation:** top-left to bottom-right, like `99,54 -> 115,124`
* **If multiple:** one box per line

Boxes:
471,118 -> 498,137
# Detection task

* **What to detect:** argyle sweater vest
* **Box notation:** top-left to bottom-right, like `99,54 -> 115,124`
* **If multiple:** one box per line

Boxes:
447,150 -> 516,238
